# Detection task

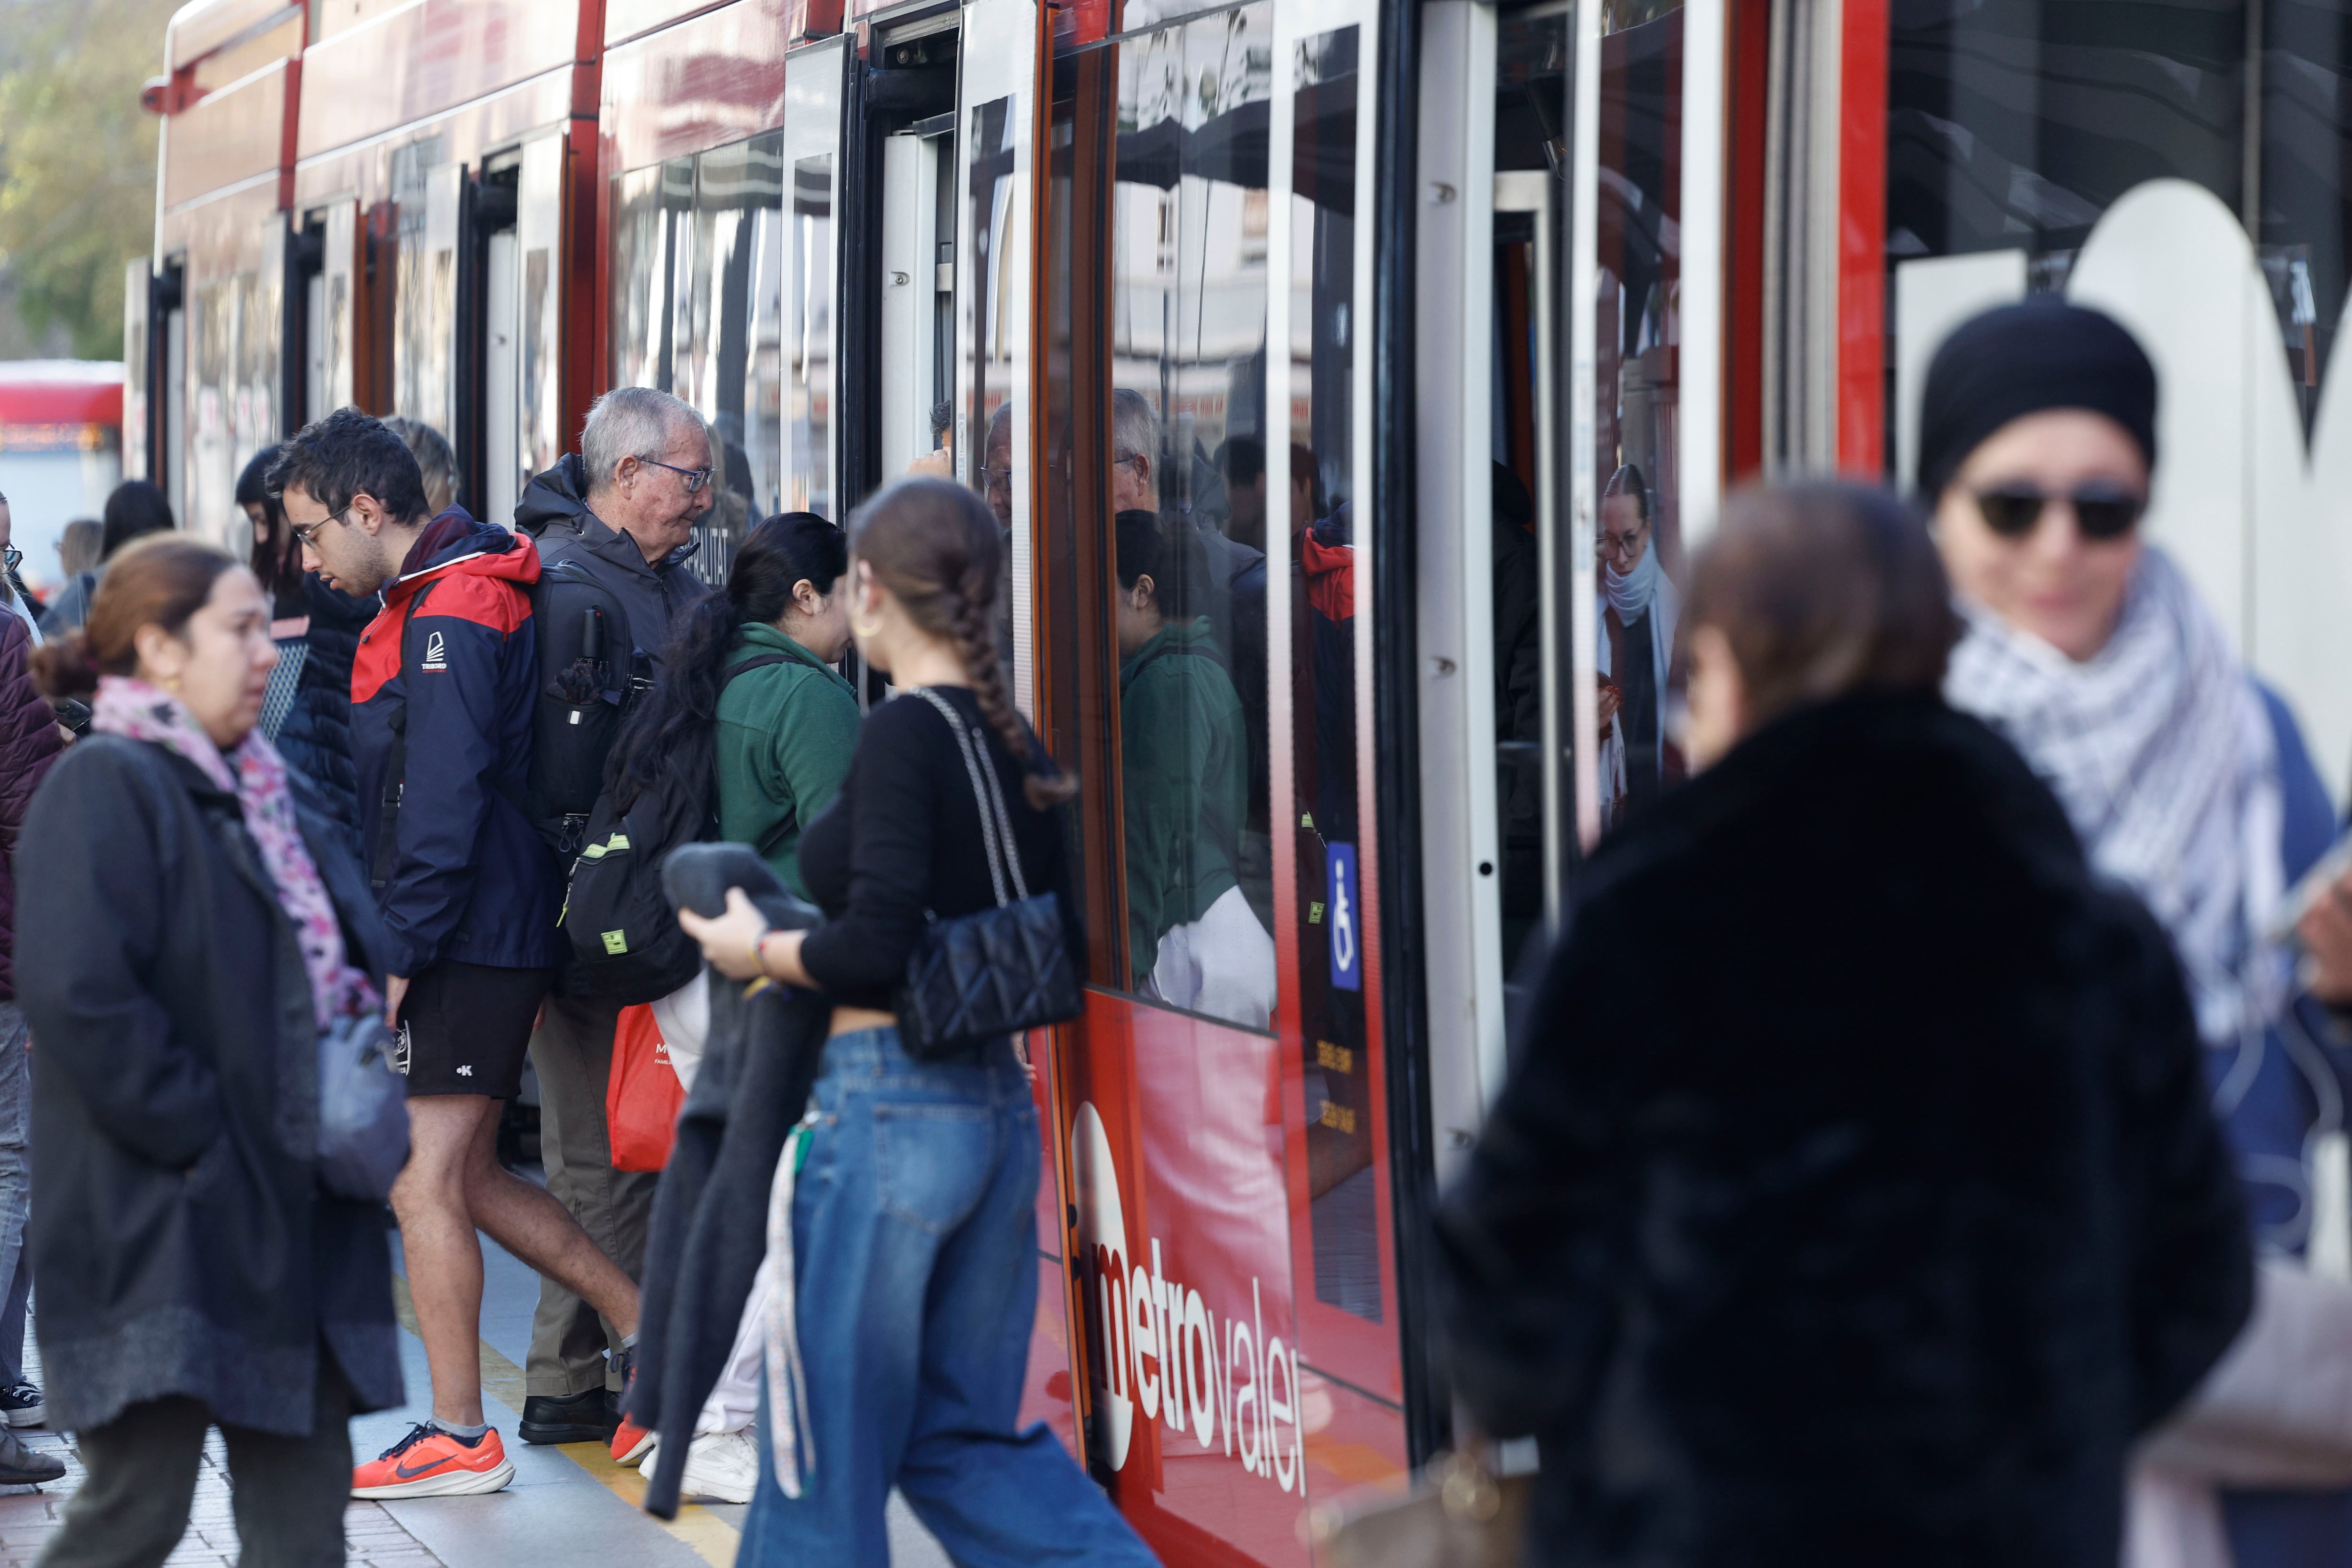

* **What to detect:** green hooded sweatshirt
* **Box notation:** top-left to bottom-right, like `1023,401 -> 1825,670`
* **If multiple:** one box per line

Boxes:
714,622 -> 861,899
1119,617 -> 1248,974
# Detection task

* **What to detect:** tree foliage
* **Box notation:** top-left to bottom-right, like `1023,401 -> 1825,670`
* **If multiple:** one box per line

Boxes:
0,0 -> 178,361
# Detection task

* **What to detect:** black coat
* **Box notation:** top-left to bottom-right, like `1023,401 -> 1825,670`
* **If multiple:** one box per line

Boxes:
15,734 -> 404,1436
1435,694 -> 2252,1568
276,573 -> 379,844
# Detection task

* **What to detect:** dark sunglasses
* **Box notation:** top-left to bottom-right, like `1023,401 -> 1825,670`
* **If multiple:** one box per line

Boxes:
1974,486 -> 2146,541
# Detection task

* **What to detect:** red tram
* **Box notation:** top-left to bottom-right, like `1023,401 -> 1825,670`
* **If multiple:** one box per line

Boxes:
133,0 -> 2352,1559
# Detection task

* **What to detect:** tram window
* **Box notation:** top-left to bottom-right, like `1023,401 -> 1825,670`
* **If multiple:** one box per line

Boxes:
609,134 -> 787,580
1104,4 -> 1278,1031
1492,6 -> 1569,976
1591,0 -> 1686,834
967,96 -> 1019,669
1287,20 -> 1378,1322
785,154 -> 836,524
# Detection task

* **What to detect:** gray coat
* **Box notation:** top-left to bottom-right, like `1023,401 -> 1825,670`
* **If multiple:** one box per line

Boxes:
514,454 -> 707,672
16,736 -> 404,1435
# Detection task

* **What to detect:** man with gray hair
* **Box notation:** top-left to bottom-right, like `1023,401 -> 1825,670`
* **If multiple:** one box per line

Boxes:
1109,387 -> 1263,690
509,385 -> 715,1449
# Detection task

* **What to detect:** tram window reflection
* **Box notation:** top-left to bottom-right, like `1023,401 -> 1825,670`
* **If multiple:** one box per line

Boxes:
1104,2 -> 1278,1026
786,154 -> 835,523
1592,0 -> 1687,835
607,134 -> 786,581
968,98 -> 1021,674
1287,20 -> 1380,1323
1115,509 -> 1274,1025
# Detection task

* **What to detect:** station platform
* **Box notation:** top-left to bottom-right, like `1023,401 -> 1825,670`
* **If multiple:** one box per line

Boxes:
0,1232 -> 954,1568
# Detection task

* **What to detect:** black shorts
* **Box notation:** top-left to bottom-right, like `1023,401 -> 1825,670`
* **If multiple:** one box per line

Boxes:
395,961 -> 555,1100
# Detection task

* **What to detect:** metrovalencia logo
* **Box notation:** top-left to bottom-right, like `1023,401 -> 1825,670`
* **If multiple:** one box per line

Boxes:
1070,1101 -> 1307,1493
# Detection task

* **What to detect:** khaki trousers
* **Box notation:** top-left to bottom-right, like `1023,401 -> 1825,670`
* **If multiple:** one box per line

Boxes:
525,993 -> 657,1397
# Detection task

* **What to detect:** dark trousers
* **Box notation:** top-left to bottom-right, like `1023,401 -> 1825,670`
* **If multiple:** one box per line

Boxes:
526,993 -> 656,1396
0,1255 -> 31,1385
37,1358 -> 353,1568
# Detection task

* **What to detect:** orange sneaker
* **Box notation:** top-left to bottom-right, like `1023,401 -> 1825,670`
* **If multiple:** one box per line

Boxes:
351,1422 -> 516,1498
611,1415 -> 654,1466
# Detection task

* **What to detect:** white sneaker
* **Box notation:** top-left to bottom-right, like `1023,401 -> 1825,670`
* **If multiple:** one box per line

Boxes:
678,1428 -> 759,1504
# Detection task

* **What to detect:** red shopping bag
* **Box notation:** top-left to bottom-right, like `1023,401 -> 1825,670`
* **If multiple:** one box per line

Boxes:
606,1003 -> 685,1173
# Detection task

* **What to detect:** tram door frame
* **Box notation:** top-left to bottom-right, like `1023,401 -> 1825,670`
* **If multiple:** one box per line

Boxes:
1412,0 -> 1731,1179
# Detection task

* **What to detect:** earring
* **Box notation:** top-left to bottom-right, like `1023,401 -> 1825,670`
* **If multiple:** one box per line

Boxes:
851,610 -> 884,639
163,673 -> 182,696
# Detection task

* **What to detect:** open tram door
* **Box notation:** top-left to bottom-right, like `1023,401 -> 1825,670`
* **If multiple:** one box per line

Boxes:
1414,0 -> 1726,1170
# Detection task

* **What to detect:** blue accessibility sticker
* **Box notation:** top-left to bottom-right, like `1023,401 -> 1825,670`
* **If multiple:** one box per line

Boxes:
1327,842 -> 1360,992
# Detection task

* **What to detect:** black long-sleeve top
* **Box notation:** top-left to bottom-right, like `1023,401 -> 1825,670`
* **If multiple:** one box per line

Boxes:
797,685 -> 1083,1012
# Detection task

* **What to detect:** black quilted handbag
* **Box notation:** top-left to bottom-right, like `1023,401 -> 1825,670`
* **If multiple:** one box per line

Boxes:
894,689 -> 1081,1060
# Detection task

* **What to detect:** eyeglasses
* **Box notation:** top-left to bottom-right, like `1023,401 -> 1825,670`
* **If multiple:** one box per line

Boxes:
982,466 -> 1014,487
291,507 -> 349,549
1596,525 -> 1648,562
640,457 -> 714,494
2,548 -> 19,572
1974,486 -> 2146,541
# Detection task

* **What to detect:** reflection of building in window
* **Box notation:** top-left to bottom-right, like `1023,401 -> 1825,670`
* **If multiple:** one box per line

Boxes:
606,131 -> 787,584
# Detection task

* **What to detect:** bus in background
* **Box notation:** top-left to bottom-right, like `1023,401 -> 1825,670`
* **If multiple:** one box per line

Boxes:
0,361 -> 124,597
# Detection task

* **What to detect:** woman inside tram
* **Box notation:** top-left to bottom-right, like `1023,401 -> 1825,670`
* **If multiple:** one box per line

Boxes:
1594,462 -> 1683,826
1114,509 -> 1275,1029
1436,479 -> 2250,1568
676,478 -> 1156,1565
1925,298 -> 2352,1568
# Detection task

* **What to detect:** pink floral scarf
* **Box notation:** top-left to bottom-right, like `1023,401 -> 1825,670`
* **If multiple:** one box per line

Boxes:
94,676 -> 378,1029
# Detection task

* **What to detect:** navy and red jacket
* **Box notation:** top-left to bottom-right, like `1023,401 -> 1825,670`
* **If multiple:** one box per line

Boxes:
351,508 -> 563,978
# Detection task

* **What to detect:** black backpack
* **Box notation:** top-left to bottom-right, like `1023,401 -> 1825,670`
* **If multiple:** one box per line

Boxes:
527,557 -> 654,859
556,653 -> 793,1003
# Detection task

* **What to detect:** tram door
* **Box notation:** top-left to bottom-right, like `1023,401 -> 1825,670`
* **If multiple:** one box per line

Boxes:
873,9 -> 958,488
1418,0 -> 1713,1172
950,0 -> 1041,712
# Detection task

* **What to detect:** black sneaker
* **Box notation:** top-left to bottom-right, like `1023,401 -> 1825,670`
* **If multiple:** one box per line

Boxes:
0,1429 -> 63,1485
0,1382 -> 42,1428
517,1386 -> 616,1446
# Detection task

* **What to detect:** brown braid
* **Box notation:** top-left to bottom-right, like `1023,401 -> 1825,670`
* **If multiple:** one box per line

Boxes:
849,478 -> 1078,810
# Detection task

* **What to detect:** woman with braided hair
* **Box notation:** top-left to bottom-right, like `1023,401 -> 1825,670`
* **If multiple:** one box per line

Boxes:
677,478 -> 1153,1564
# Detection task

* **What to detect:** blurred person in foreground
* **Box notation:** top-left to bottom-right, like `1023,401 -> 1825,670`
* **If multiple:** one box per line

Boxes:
1927,299 -> 2352,1568
1434,481 -> 2251,1568
41,480 -> 173,639
17,535 -> 402,1563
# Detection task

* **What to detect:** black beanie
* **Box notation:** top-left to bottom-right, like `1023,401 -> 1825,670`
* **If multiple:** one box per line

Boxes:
1914,299 -> 2157,501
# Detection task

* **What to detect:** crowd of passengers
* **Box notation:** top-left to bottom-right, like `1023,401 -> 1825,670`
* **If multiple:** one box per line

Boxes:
0,298 -> 2340,1568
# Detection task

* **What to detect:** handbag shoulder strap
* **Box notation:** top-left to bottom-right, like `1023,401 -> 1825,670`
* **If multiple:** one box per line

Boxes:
907,687 -> 1029,907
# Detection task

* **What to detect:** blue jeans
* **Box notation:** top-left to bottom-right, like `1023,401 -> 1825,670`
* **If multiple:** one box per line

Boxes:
739,1026 -> 1158,1567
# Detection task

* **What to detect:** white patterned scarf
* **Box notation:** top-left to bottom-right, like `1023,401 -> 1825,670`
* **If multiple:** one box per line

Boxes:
1945,547 -> 2285,1048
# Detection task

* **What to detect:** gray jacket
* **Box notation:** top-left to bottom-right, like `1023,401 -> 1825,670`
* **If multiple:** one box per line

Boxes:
513,454 -> 708,671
